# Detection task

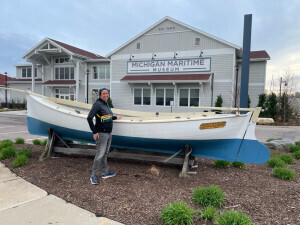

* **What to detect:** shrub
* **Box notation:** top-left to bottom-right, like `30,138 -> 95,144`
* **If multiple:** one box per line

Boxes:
231,161 -> 245,168
15,138 -> 25,144
294,151 -> 300,159
199,206 -> 218,222
0,139 -> 14,150
266,137 -> 282,142
216,210 -> 252,225
214,160 -> 230,168
0,146 -> 16,160
17,148 -> 31,158
279,154 -> 294,164
295,141 -> 300,146
41,139 -> 47,146
32,139 -> 42,145
267,157 -> 286,168
192,185 -> 225,208
12,154 -> 28,167
273,167 -> 296,180
289,145 -> 300,153
159,201 -> 194,225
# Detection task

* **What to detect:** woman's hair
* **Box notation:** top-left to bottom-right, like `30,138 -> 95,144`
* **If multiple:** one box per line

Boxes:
99,87 -> 108,96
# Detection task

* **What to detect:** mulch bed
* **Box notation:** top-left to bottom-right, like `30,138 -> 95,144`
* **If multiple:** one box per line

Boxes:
3,144 -> 300,225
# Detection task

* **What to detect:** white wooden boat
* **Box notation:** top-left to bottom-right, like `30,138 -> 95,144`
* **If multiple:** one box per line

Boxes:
1,88 -> 270,164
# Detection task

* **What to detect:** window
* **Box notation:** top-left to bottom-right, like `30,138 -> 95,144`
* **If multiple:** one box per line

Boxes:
55,67 -> 74,80
92,65 -> 110,80
54,57 -> 70,64
54,88 -> 75,101
195,37 -> 200,46
21,67 -> 37,78
136,42 -> 141,50
134,88 -> 151,105
156,89 -> 164,106
156,89 -> 174,106
179,89 -> 199,107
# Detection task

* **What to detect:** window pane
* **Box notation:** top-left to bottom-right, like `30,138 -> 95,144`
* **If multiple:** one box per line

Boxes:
55,68 -> 59,79
134,89 -> 142,105
93,66 -> 98,79
99,65 -> 105,79
60,58 -> 64,63
190,89 -> 199,107
65,67 -> 69,79
27,68 -> 32,77
22,68 -> 26,78
34,68 -> 37,77
70,67 -> 74,79
60,68 -> 64,79
55,59 -> 59,63
106,65 -> 110,79
166,89 -> 174,106
180,89 -> 188,106
143,89 -> 150,105
156,89 -> 164,106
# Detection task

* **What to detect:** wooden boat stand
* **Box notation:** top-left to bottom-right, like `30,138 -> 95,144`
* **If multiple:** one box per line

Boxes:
40,128 -> 198,177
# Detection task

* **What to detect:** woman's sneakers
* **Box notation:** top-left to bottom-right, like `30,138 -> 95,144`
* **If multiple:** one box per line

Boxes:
90,174 -> 99,185
102,171 -> 116,179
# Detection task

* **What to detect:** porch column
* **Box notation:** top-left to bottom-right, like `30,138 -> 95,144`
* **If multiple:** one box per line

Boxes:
76,60 -> 80,101
31,64 -> 35,92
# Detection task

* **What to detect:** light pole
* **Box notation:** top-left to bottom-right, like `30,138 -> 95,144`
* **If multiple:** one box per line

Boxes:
86,69 -> 89,104
4,72 -> 8,108
279,77 -> 287,98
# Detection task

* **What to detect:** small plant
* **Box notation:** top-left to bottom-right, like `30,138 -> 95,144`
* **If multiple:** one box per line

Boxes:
267,157 -> 286,168
17,148 -> 31,158
32,139 -> 42,145
273,167 -> 296,180
294,150 -> 300,159
278,154 -> 294,164
0,146 -> 16,160
232,161 -> 245,168
12,154 -> 28,167
192,185 -> 225,208
295,141 -> 300,146
266,137 -> 282,142
15,137 -> 25,144
289,145 -> 300,153
159,201 -> 194,225
41,139 -> 47,146
0,139 -> 14,150
216,210 -> 252,225
199,206 -> 218,222
214,160 -> 230,168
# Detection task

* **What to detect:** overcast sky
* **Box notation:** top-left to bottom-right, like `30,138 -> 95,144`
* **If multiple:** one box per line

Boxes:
1,0 -> 299,91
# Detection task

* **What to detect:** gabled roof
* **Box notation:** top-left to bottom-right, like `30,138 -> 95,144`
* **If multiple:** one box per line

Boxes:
250,50 -> 270,60
23,38 -> 106,60
106,16 -> 241,57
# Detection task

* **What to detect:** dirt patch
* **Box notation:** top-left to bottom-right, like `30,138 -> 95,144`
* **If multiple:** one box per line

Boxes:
3,144 -> 300,225
270,118 -> 300,126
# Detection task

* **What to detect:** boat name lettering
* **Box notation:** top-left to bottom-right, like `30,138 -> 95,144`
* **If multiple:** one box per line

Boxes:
200,121 -> 226,130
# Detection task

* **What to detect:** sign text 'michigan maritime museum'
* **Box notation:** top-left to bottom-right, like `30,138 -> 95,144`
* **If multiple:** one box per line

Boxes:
127,57 -> 211,74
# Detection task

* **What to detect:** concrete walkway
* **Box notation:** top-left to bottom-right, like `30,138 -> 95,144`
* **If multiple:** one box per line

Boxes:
0,162 -> 123,225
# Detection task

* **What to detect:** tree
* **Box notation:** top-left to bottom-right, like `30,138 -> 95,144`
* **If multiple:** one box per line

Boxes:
265,92 -> 278,119
214,94 -> 223,113
257,93 -> 267,117
279,92 -> 292,122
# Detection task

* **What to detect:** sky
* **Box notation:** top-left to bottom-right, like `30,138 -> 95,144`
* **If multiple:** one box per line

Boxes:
0,0 -> 299,92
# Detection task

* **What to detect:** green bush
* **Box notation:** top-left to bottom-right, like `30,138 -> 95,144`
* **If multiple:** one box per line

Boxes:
214,160 -> 230,168
278,154 -> 294,164
216,210 -> 252,225
41,139 -> 47,146
289,145 -> 300,153
159,201 -> 194,225
192,185 -> 225,208
266,137 -> 282,142
294,151 -> 300,159
231,161 -> 245,168
0,146 -> 16,160
267,157 -> 286,168
32,139 -> 42,145
12,154 -> 28,167
199,206 -> 218,222
17,148 -> 31,158
0,139 -> 14,150
15,138 -> 25,144
295,141 -> 300,146
273,167 -> 296,180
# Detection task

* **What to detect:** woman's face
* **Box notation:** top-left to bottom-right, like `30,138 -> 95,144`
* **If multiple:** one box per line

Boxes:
100,89 -> 109,102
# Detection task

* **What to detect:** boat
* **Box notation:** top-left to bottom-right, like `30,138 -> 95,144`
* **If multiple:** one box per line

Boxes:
1,88 -> 270,164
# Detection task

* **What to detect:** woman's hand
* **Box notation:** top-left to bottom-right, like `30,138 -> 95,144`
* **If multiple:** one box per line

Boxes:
93,133 -> 99,141
117,115 -> 122,120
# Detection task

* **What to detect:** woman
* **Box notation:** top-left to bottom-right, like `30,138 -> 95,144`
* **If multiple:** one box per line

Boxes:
87,87 -> 121,185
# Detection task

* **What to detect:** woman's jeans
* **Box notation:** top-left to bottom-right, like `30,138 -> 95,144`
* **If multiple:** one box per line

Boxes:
92,132 -> 112,176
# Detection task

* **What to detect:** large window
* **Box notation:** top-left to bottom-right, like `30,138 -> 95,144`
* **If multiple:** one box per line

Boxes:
22,67 -> 37,78
92,65 -> 110,80
179,89 -> 199,107
156,89 -> 174,106
55,67 -> 74,80
134,88 -> 151,105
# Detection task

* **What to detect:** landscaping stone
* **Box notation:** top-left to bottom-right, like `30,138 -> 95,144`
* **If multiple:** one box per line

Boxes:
263,139 -> 295,150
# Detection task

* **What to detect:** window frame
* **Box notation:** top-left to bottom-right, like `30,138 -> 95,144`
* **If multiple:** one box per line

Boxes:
91,64 -> 110,80
195,37 -> 200,46
54,66 -> 75,80
21,67 -> 37,78
155,88 -> 175,106
179,88 -> 200,107
133,87 -> 151,106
